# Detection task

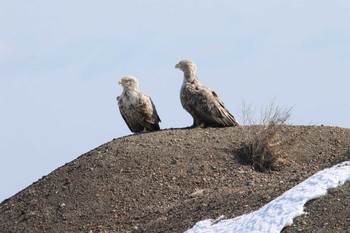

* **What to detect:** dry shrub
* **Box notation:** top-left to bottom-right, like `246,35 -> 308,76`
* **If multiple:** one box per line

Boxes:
237,101 -> 293,172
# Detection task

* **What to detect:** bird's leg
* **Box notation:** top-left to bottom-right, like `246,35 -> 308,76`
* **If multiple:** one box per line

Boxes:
191,119 -> 205,128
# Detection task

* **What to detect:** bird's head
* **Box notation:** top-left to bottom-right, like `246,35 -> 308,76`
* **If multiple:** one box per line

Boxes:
119,76 -> 139,91
175,59 -> 197,81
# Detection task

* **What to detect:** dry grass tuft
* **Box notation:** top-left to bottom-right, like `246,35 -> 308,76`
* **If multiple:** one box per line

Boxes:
237,101 -> 294,172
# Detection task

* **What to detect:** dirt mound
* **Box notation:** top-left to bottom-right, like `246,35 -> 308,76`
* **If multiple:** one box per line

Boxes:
1,126 -> 350,232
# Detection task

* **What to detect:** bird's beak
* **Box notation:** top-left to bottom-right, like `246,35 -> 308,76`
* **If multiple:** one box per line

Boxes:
175,63 -> 180,69
118,80 -> 122,85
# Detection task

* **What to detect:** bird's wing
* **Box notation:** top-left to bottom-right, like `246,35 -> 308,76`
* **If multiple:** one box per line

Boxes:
150,97 -> 161,123
183,84 -> 239,127
208,88 -> 239,126
136,93 -> 161,125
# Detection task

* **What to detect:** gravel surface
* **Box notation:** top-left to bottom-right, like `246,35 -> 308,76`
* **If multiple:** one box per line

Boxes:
1,125 -> 350,233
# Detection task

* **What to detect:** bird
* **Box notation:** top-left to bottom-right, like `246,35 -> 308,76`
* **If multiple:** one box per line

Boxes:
117,76 -> 161,133
175,59 -> 239,128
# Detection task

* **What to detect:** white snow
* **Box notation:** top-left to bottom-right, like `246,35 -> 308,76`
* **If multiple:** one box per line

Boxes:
185,161 -> 350,233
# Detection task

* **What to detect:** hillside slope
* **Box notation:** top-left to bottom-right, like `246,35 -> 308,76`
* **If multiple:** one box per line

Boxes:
1,126 -> 350,232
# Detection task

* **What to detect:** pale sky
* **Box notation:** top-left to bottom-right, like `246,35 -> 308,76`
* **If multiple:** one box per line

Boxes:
1,1 -> 349,202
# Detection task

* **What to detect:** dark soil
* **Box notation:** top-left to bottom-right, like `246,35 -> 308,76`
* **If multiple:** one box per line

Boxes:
1,126 -> 350,233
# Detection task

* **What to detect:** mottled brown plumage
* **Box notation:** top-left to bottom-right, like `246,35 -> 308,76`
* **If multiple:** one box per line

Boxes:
117,76 -> 161,133
175,60 -> 239,128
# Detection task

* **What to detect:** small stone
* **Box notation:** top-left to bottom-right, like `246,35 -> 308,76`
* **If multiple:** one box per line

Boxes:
190,189 -> 205,198
170,159 -> 177,165
245,181 -> 255,186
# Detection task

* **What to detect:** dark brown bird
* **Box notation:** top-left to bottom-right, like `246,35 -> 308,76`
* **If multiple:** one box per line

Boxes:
175,60 -> 239,128
117,76 -> 161,133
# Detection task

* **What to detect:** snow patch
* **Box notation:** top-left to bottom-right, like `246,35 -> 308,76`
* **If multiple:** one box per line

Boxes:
185,161 -> 350,233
